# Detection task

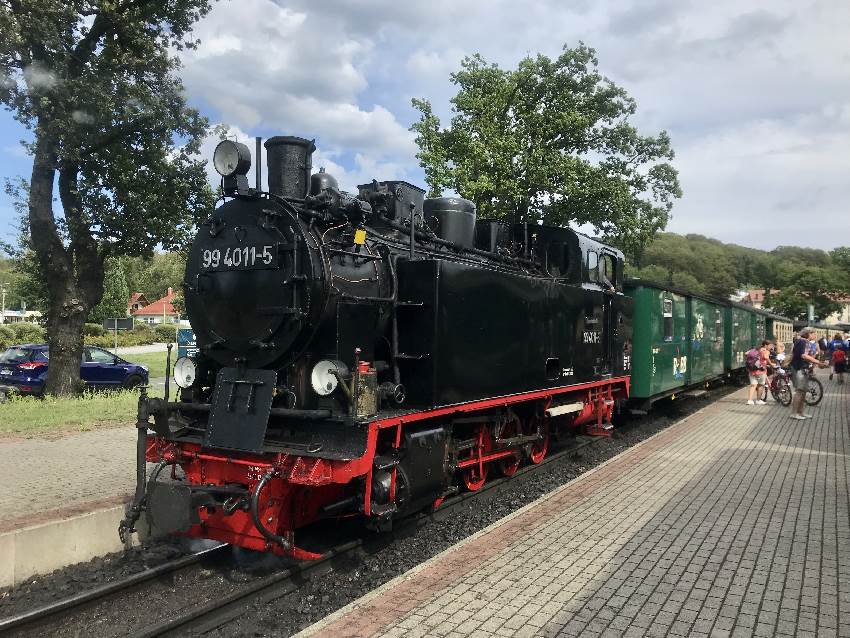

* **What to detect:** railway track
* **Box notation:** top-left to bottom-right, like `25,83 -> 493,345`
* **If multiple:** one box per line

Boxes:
2,399 -> 704,638
0,544 -> 227,636
125,434 -> 602,637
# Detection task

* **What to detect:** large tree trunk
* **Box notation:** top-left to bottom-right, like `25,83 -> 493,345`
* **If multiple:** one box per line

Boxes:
27,131 -> 98,395
45,305 -> 88,395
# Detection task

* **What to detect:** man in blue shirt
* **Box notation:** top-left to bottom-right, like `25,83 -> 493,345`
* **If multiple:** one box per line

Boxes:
789,328 -> 828,420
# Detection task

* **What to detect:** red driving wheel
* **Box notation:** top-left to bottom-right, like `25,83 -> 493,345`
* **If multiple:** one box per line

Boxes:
498,412 -> 522,477
527,415 -> 549,465
462,425 -> 492,491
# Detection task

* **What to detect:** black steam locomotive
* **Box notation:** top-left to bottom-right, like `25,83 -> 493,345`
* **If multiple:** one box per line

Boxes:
121,136 -> 633,558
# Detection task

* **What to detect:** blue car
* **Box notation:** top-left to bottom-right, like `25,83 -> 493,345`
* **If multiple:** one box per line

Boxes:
0,344 -> 149,396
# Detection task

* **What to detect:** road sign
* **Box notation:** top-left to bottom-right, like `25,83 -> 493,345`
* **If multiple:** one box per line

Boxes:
103,318 -> 134,330
103,317 -> 134,354
177,327 -> 198,359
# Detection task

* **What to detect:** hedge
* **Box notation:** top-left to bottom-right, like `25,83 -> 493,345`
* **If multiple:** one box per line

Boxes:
0,320 -> 178,350
0,325 -> 14,350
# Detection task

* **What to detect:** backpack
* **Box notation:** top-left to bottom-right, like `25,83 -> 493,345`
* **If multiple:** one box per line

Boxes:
745,348 -> 762,371
834,348 -> 846,364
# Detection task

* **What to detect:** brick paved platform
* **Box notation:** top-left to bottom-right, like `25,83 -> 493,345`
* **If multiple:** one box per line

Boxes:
298,383 -> 850,638
0,425 -> 141,586
0,425 -> 137,534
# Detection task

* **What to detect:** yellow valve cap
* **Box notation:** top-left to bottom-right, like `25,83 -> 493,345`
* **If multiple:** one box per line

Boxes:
354,229 -> 367,245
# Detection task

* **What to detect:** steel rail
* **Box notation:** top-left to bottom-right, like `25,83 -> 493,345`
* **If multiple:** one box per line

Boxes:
0,544 -> 228,634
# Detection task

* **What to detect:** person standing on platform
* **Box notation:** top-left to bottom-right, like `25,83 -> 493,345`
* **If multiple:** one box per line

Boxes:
774,340 -> 786,369
745,341 -> 770,405
790,328 -> 828,420
830,334 -> 846,383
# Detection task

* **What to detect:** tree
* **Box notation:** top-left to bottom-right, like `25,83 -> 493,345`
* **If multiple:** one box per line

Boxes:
88,258 -> 129,323
410,44 -> 681,261
766,266 -> 847,321
122,252 -> 186,301
0,1 -> 215,394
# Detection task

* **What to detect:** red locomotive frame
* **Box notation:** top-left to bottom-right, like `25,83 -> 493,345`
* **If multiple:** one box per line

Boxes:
145,375 -> 629,559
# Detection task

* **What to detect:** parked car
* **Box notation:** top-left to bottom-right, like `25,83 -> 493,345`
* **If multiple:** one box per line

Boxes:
0,344 -> 149,397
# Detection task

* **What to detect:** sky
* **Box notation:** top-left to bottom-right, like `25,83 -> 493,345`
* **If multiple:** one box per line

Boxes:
0,0 -> 848,251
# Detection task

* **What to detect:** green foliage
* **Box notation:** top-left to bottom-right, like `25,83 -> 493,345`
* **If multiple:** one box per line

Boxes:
83,322 -> 107,337
0,325 -> 14,349
154,323 -> 177,343
7,321 -> 45,343
634,233 -> 736,298
0,389 -> 158,435
170,290 -> 185,317
123,252 -> 185,301
829,246 -> 850,271
85,329 -> 156,348
0,197 -> 49,313
88,257 -> 129,323
410,44 -> 681,261
766,266 -> 847,321
628,233 -> 850,308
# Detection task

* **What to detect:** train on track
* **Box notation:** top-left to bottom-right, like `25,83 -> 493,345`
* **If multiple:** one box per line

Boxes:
120,135 -> 802,559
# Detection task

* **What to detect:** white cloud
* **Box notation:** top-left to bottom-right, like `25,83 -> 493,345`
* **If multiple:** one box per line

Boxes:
178,0 -> 413,164
174,0 -> 850,250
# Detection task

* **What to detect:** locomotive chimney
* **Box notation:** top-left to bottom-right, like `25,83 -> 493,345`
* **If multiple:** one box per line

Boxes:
263,135 -> 316,200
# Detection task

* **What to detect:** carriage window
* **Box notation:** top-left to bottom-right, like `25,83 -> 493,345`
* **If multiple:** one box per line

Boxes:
663,298 -> 673,342
587,251 -> 599,283
714,309 -> 722,341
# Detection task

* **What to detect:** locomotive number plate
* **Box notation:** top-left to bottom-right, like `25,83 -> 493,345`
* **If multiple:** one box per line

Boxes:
200,244 -> 279,271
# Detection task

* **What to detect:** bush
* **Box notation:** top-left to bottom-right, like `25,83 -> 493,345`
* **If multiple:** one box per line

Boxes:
154,323 -> 177,343
132,322 -> 154,334
8,322 -> 45,344
0,325 -> 14,350
83,322 -> 107,337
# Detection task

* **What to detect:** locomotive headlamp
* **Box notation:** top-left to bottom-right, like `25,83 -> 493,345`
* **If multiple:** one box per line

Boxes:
173,356 -> 197,389
310,360 -> 349,397
213,140 -> 252,177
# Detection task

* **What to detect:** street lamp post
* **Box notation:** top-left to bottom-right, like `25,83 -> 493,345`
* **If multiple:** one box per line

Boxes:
0,282 -> 7,324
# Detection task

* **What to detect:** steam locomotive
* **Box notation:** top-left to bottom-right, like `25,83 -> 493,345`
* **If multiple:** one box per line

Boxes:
120,136 -> 633,558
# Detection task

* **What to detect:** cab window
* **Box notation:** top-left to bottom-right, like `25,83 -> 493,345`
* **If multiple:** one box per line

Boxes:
546,242 -> 565,276
714,309 -> 722,341
586,251 -> 599,283
601,254 -> 616,289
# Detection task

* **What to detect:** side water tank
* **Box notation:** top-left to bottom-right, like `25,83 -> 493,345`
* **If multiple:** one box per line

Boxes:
424,197 -> 477,249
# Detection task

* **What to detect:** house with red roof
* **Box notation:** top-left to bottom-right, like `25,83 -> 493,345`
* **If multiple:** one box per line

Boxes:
131,287 -> 179,325
127,292 -> 149,315
741,288 -> 779,309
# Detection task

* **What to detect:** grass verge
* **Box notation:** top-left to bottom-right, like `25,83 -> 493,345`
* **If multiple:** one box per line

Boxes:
120,351 -> 171,379
0,388 -> 162,436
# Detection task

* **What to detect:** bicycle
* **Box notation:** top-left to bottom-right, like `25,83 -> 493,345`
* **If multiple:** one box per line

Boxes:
802,368 -> 823,406
775,367 -> 824,406
761,368 -> 792,406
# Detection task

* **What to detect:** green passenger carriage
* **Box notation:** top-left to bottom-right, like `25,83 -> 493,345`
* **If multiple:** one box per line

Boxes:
624,280 -> 727,404
623,280 -> 792,406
